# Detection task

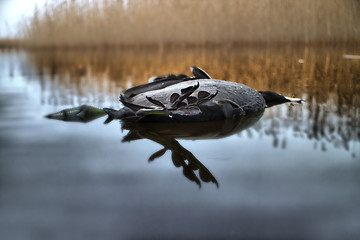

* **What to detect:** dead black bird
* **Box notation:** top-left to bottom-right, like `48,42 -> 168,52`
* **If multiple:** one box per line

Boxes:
104,66 -> 303,122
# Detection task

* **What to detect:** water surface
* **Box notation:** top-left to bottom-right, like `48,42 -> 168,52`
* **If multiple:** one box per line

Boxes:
0,46 -> 359,239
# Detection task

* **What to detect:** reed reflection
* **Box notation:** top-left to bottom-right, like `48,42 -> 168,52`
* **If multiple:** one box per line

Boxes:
25,46 -> 360,104
21,45 -> 360,157
254,104 -> 359,158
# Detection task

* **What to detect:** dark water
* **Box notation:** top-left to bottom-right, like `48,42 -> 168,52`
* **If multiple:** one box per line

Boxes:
0,46 -> 359,240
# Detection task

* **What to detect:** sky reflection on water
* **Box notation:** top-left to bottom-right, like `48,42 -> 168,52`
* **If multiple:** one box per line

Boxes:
0,46 -> 359,239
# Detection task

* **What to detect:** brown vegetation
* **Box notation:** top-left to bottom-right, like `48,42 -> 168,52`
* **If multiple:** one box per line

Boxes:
25,45 -> 360,106
0,38 -> 22,48
16,45 -> 359,152
19,0 -> 360,47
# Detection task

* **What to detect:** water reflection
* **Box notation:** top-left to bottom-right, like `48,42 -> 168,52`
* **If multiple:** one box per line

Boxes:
122,114 -> 265,187
254,102 -> 359,158
46,104 -> 264,187
2,46 -> 360,157
1,47 -> 359,239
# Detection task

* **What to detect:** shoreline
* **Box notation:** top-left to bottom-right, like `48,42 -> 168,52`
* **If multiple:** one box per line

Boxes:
1,39 -> 360,50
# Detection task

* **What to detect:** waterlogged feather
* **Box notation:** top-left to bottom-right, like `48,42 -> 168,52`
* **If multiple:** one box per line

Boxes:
198,91 -> 210,99
197,90 -> 218,105
173,82 -> 200,108
146,96 -> 165,107
170,93 -> 180,104
123,79 -> 184,99
191,66 -> 211,79
180,82 -> 199,94
121,99 -> 151,112
179,82 -> 200,102
177,102 -> 187,108
150,74 -> 190,82
187,96 -> 198,104
180,85 -> 194,94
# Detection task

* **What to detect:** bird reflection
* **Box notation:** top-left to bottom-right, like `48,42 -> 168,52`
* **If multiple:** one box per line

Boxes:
120,114 -> 263,187
122,122 -> 220,187
46,105 -> 263,187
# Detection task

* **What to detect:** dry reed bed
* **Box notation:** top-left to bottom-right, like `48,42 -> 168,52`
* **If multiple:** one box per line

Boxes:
20,0 -> 360,47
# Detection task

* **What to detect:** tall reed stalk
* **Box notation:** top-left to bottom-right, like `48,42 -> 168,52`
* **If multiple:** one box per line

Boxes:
19,0 -> 360,47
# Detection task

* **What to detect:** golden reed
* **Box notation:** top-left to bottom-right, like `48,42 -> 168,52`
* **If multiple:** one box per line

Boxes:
17,0 -> 360,48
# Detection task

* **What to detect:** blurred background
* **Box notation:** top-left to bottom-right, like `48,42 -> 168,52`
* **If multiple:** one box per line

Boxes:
0,0 -> 359,239
1,0 -> 360,46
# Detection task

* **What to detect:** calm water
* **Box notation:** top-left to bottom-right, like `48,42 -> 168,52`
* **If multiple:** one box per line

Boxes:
0,46 -> 359,239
